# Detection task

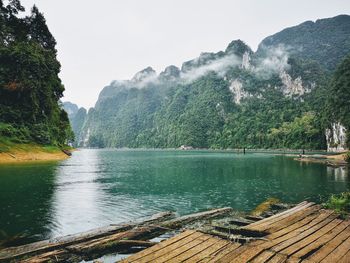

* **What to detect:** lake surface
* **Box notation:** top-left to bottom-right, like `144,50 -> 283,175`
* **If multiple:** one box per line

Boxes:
0,149 -> 349,245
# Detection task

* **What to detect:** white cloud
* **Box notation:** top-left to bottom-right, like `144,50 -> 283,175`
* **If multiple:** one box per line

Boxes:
254,44 -> 291,78
180,54 -> 241,82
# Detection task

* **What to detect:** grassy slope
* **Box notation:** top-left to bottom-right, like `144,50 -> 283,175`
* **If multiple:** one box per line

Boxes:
0,137 -> 72,164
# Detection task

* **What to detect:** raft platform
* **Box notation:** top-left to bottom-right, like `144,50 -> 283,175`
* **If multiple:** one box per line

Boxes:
121,202 -> 350,262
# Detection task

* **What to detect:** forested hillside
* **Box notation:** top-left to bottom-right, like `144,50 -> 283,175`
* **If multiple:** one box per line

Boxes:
70,15 -> 350,150
0,0 -> 72,146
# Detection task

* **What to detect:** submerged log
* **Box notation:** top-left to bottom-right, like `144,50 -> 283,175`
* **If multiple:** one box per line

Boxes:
228,217 -> 255,226
0,208 -> 232,263
161,207 -> 232,229
61,149 -> 72,156
0,211 -> 174,263
65,207 -> 233,260
244,215 -> 265,221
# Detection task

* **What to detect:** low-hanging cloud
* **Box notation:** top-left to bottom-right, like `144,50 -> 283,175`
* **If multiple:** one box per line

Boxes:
180,54 -> 241,82
253,44 -> 292,79
109,44 -> 294,89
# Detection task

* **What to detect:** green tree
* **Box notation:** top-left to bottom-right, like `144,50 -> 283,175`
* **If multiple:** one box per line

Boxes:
0,0 -> 72,146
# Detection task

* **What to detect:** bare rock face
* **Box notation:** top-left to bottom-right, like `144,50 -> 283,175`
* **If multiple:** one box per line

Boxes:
241,51 -> 251,70
326,122 -> 348,152
229,79 -> 250,104
279,71 -> 308,97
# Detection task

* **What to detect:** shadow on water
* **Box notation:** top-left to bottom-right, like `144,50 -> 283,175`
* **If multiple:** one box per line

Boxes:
0,163 -> 57,246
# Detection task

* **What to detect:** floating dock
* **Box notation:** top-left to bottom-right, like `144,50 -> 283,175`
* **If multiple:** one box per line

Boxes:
121,202 -> 350,262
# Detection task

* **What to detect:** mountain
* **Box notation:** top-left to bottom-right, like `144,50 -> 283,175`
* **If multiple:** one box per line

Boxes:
256,15 -> 350,71
62,102 -> 87,145
71,15 -> 350,151
62,102 -> 79,119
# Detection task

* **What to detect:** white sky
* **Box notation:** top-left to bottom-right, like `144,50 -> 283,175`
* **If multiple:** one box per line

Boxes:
19,0 -> 350,109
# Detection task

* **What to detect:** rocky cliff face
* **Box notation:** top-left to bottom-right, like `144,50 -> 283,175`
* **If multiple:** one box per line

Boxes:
326,123 -> 348,152
229,79 -> 250,104
63,102 -> 87,147
279,71 -> 308,97
62,101 -> 79,119
68,15 -> 350,149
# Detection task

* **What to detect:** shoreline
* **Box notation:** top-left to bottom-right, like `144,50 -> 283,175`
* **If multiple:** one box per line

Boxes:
0,145 -> 71,165
293,152 -> 348,166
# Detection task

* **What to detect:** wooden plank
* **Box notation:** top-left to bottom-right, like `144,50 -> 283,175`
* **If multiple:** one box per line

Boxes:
292,220 -> 350,259
216,210 -> 336,262
166,237 -> 220,263
285,257 -> 301,263
243,201 -> 308,228
279,218 -> 342,256
306,225 -> 350,262
271,214 -> 338,253
216,244 -> 252,263
182,239 -> 229,263
130,231 -> 206,263
229,245 -> 266,262
258,210 -> 335,251
150,234 -> 212,263
246,203 -> 315,233
267,253 -> 287,263
120,230 -> 196,262
266,205 -> 320,233
242,202 -> 311,231
236,210 -> 336,261
267,212 -> 320,240
198,242 -> 241,262
320,235 -> 350,262
337,249 -> 350,263
250,250 -> 275,263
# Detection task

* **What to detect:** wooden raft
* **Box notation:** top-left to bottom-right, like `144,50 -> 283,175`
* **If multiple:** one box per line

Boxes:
0,208 -> 232,262
121,202 -> 350,262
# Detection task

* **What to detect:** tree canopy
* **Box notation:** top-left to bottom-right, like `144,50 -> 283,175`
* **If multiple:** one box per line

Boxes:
0,0 -> 72,145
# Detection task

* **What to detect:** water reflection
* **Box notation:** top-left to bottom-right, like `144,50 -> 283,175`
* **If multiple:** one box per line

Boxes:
50,149 -> 106,237
0,163 -> 57,244
327,166 -> 349,182
0,149 -> 349,244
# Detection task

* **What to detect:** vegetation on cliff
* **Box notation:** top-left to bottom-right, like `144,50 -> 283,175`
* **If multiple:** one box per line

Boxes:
326,55 -> 350,146
67,15 -> 350,150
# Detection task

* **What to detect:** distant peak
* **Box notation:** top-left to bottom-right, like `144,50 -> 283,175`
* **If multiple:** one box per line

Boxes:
225,39 -> 252,56
132,67 -> 157,82
159,65 -> 180,80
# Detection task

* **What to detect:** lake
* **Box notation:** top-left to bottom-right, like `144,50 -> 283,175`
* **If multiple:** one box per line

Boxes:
0,149 -> 349,245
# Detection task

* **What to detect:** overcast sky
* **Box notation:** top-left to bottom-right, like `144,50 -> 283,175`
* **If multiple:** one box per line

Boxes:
20,0 -> 350,109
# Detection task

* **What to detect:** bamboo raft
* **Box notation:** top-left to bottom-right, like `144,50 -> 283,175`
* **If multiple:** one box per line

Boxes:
0,208 -> 232,262
1,202 -> 350,262
121,202 -> 350,262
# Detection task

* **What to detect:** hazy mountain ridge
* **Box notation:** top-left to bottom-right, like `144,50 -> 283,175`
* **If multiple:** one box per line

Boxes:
256,15 -> 350,71
67,15 -> 350,150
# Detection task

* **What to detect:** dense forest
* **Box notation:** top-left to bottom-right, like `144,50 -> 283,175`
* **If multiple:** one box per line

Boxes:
0,0 -> 72,146
66,15 -> 350,151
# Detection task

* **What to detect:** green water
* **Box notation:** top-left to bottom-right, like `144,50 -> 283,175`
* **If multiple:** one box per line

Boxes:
0,149 -> 349,245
